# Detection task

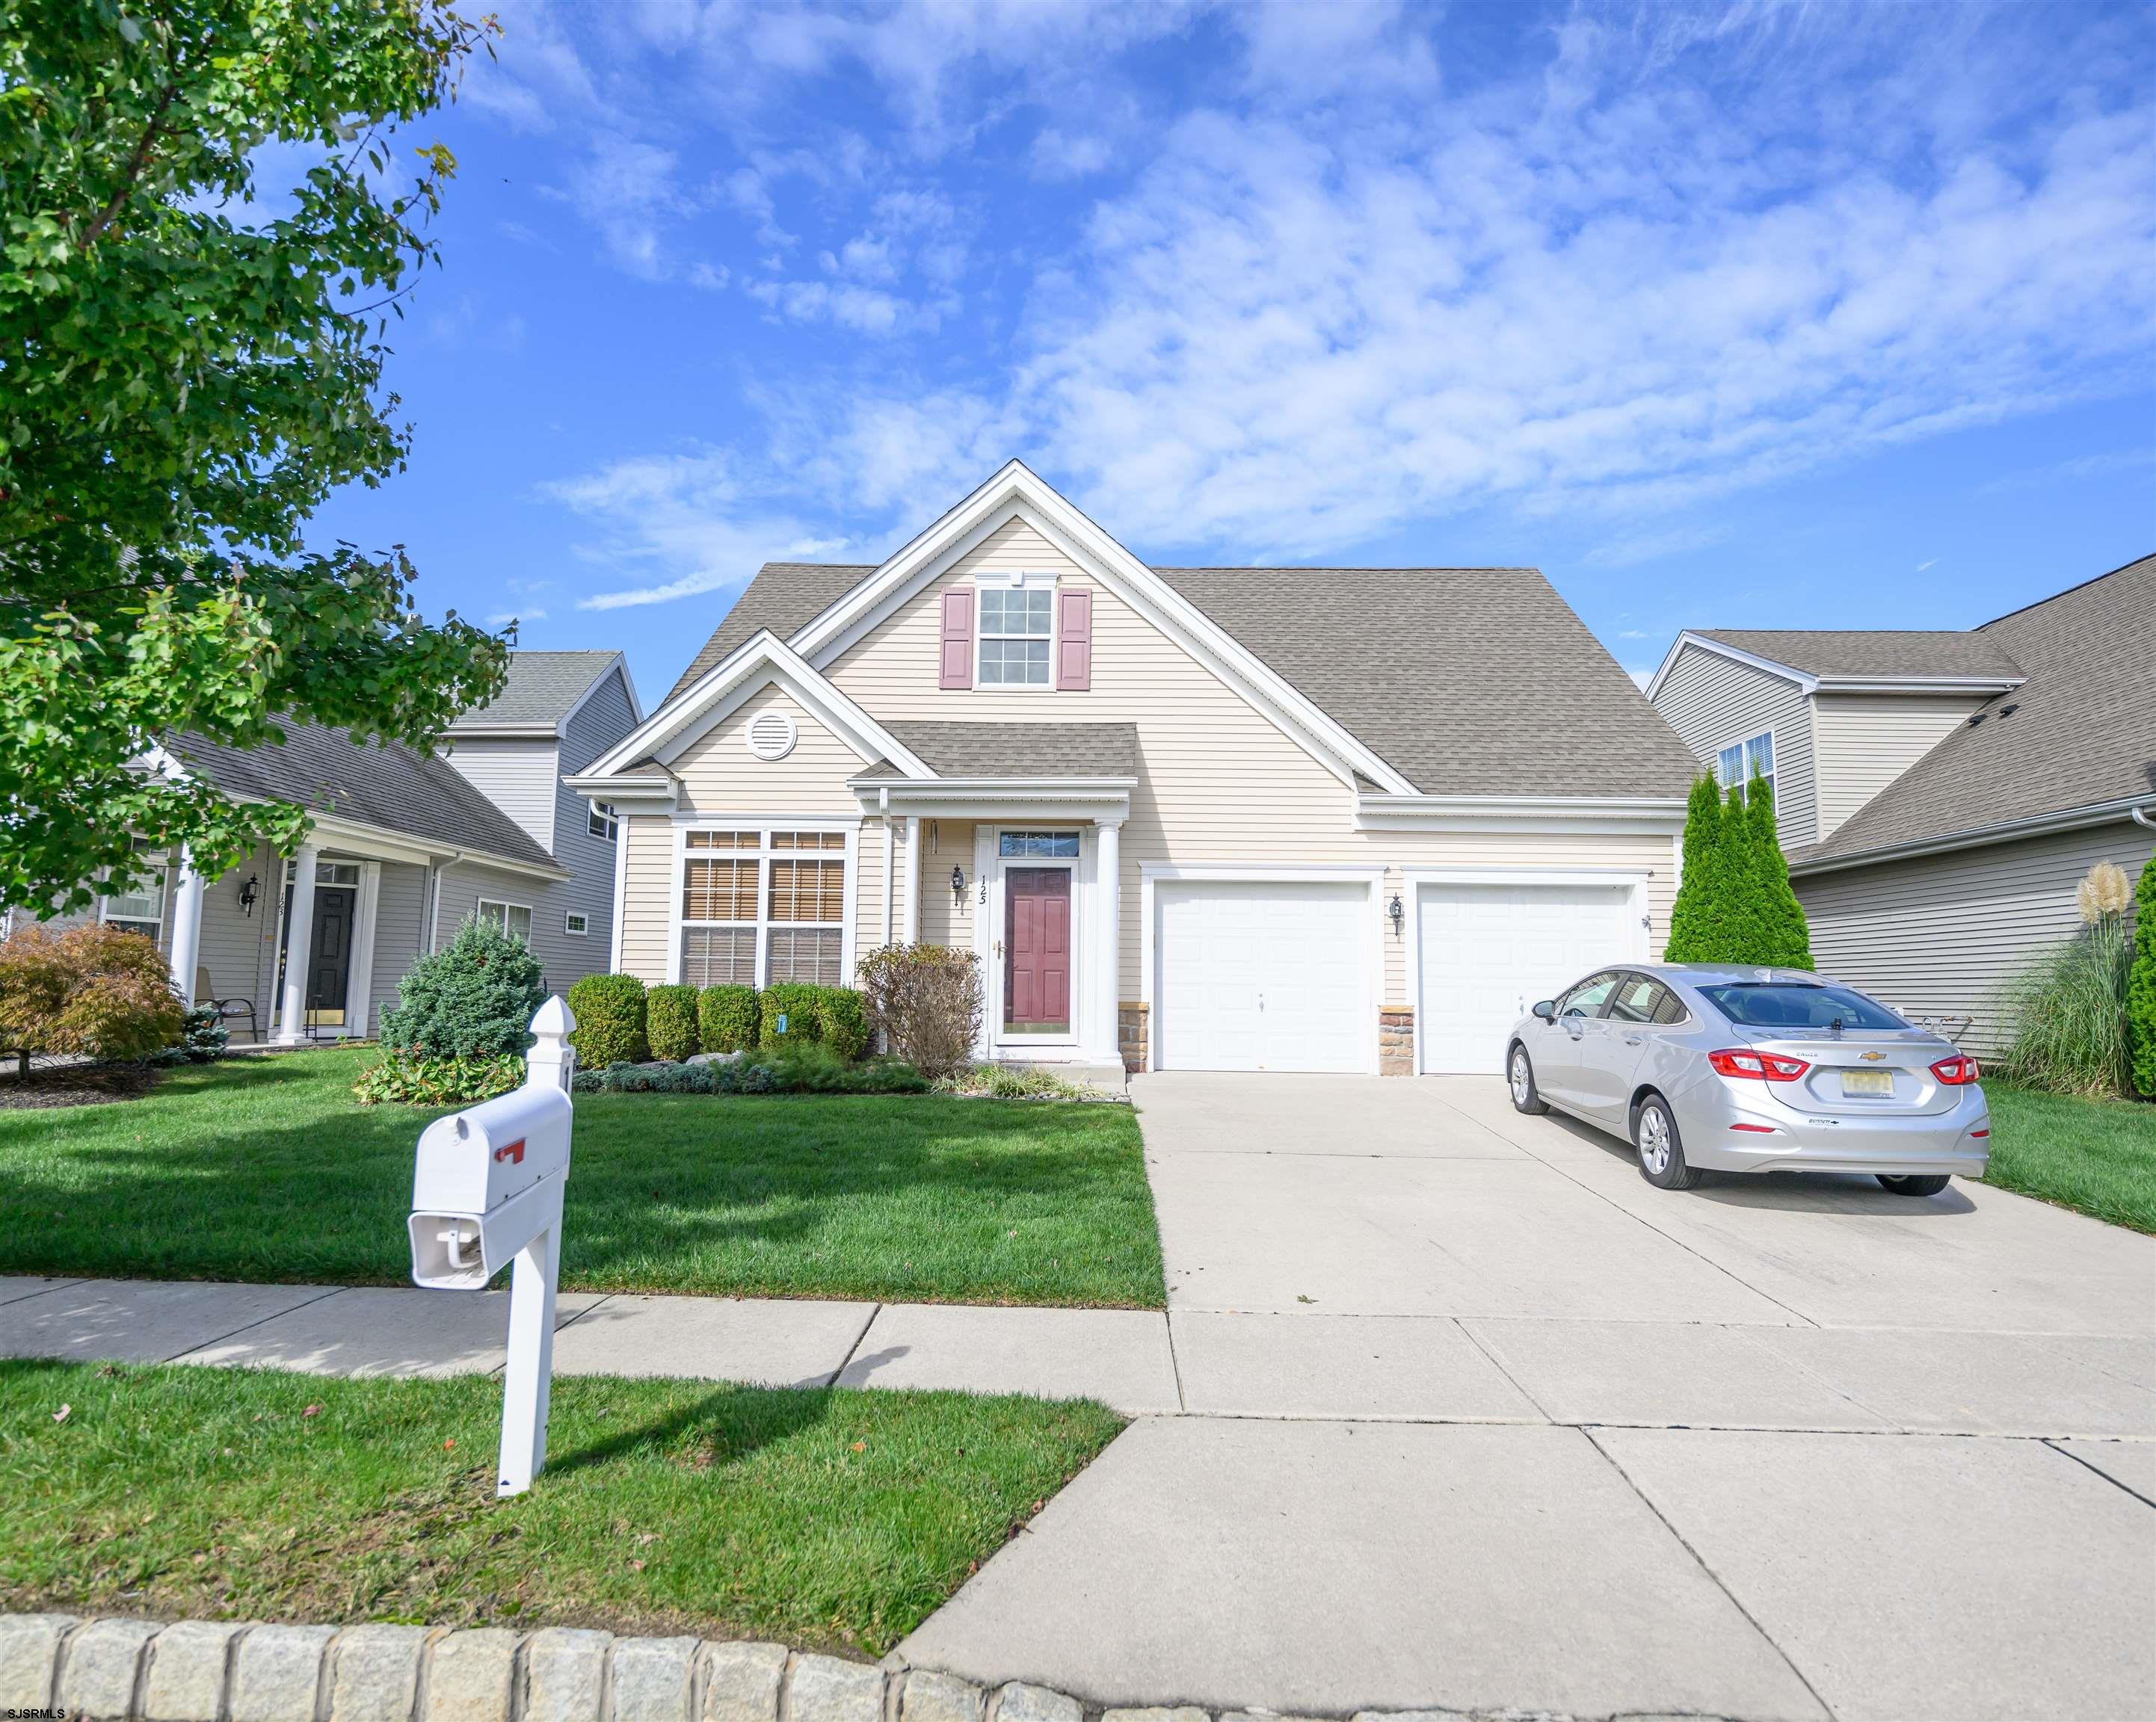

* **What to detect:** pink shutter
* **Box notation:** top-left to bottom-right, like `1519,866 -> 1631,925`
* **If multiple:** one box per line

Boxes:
1056,588 -> 1092,691
939,588 -> 974,689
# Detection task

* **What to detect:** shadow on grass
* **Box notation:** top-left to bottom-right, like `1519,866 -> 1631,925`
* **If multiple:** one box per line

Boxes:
544,1380 -> 837,1478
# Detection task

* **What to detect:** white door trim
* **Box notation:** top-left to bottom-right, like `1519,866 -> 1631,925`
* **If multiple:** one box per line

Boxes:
1405,868 -> 1650,1078
1141,865 -> 1386,1074
980,825 -> 1091,1058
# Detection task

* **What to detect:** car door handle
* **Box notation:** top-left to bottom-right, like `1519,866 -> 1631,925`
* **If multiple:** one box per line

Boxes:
1624,1035 -> 1643,1046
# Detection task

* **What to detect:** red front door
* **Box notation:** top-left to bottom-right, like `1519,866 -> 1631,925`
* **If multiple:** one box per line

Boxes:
1005,868 -> 1071,1032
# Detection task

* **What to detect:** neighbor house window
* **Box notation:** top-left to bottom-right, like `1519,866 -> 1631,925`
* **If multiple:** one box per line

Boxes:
100,840 -> 167,940
1716,732 -> 1775,808
474,898 -> 533,942
564,911 -> 589,936
680,828 -> 848,987
976,584 -> 1052,685
588,801 -> 617,841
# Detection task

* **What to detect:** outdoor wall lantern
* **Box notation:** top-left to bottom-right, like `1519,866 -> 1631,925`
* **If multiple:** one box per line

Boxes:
1387,892 -> 1405,936
950,865 -> 967,907
238,874 -> 260,918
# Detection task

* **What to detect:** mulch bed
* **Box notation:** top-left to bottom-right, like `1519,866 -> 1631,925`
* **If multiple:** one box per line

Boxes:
0,1062 -> 164,1110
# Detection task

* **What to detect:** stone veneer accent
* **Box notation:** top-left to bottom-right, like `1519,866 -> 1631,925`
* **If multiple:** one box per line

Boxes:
1116,1001 -> 1148,1074
1378,1007 -> 1414,1077
0,1611 -> 1577,1722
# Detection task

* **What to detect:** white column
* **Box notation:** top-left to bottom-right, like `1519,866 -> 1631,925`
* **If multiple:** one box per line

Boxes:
1094,819 -> 1122,1062
167,847 -> 205,1009
276,842 -> 321,1044
902,816 -> 922,945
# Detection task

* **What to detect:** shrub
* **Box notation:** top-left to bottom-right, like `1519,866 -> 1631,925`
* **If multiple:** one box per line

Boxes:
1664,774 -> 1811,968
697,984 -> 760,1052
646,984 -> 700,1062
856,944 -> 982,1080
378,919 -> 545,1058
354,1052 -> 526,1107
1998,865 -> 2137,1098
2131,849 -> 2156,1099
567,972 -> 647,1067
0,922 -> 185,1073
758,981 -> 823,1050
814,986 -> 869,1061
141,1004 -> 230,1067
1664,775 -> 1725,963
1742,776 -> 1813,969
570,1048 -> 929,1096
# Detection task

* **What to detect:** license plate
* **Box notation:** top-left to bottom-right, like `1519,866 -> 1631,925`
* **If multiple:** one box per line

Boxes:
1841,1069 -> 1895,1097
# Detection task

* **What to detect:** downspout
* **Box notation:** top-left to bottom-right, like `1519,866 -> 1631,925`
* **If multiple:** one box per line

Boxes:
2133,806 -> 2156,830
881,787 -> 894,950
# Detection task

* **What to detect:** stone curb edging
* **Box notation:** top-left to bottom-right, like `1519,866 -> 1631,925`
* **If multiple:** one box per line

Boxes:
0,1612 -> 1655,1722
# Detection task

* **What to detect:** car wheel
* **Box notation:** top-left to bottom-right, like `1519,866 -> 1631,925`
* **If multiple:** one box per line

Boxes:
1633,1094 -> 1701,1190
1876,1173 -> 1951,1197
1508,1044 -> 1548,1115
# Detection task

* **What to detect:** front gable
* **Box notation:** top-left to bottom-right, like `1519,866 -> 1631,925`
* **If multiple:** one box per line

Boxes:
668,685 -> 865,821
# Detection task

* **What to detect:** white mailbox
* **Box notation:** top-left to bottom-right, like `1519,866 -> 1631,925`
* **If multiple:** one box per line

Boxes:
407,996 -> 576,1497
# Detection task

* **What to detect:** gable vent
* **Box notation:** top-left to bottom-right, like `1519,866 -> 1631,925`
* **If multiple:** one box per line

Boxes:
746,709 -> 798,762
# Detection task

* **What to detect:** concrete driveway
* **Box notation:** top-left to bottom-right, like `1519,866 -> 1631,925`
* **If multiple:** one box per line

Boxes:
902,1073 -> 2156,1721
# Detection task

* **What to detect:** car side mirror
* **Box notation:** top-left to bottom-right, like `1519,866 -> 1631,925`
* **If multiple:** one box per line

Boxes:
1532,1000 -> 1556,1022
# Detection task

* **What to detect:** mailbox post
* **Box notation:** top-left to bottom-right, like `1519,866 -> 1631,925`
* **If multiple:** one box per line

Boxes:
408,996 -> 577,1497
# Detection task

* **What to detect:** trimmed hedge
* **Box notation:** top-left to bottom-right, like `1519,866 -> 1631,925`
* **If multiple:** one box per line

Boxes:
758,981 -> 822,1050
698,984 -> 760,1053
567,972 -> 648,1068
646,984 -> 700,1062
815,987 -> 868,1061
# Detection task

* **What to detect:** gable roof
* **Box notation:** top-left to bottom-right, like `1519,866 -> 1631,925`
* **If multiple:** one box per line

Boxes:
854,720 -> 1141,781
1692,629 -> 2024,682
171,718 -> 564,871
1792,553 -> 2156,868
656,555 -> 1694,800
449,650 -> 635,734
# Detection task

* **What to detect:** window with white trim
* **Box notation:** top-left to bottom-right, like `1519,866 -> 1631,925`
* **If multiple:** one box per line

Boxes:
680,828 -> 848,987
976,585 -> 1053,685
564,911 -> 589,936
588,800 -> 618,841
100,839 -> 166,940
474,898 -> 533,942
998,830 -> 1079,857
1716,732 -> 1775,809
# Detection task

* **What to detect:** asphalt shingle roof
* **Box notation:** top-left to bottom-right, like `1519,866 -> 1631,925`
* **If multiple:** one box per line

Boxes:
1791,555 -> 2156,866
1693,629 -> 2024,681
863,721 -> 1141,780
172,718 -> 561,871
664,556 -> 1697,799
449,651 -> 623,731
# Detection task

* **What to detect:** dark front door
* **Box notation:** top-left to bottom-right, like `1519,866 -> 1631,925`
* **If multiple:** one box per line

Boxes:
306,886 -> 356,1028
1004,868 -> 1071,1033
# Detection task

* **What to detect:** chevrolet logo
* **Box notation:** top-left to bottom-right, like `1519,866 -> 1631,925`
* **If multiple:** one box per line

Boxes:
1860,1051 -> 1886,1061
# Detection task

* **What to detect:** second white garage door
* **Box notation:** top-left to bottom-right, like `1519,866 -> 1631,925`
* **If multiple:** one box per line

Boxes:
1154,880 -> 1372,1073
1417,882 -> 1638,1074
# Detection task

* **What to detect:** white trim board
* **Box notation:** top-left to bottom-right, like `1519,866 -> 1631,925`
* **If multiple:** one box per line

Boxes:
1644,631 -> 2024,705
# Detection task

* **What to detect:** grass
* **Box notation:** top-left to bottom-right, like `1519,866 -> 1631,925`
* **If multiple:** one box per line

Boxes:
0,1048 -> 1165,1307
0,1360 -> 1123,1656
1983,1083 -> 2156,1235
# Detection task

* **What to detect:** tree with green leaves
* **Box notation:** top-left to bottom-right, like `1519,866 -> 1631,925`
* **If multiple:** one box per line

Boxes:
1666,772 -> 1813,968
1742,770 -> 1813,969
1,0 -> 508,918
1665,774 -> 1726,963
2129,847 -> 2156,1099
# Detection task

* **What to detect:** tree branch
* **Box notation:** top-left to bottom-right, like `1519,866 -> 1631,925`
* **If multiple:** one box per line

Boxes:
75,78 -> 183,253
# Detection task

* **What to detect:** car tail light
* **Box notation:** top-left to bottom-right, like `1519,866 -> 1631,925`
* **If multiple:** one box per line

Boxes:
1970,1128 -> 1990,1139
1728,1122 -> 1776,1133
1707,1049 -> 1811,1081
1930,1055 -> 1980,1085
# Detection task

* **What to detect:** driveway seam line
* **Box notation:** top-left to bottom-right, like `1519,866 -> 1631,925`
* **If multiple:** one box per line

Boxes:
1580,1425 -> 1841,1722
2040,1436 -> 2156,1509
1424,1088 -> 1822,1328
1450,1317 -> 1560,1424
161,1285 -> 348,1363
828,1301 -> 882,1386
0,1277 -> 87,1307
1162,1310 -> 1189,1414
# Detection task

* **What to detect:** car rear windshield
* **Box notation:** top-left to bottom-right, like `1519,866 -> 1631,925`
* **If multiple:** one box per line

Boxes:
1698,984 -> 1906,1030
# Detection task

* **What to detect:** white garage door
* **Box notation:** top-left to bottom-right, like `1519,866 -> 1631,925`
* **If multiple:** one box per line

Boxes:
1417,883 -> 1636,1074
1155,880 -> 1371,1072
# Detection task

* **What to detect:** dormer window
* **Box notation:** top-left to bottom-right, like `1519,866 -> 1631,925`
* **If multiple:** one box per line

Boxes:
1716,732 -> 1775,809
978,584 -> 1053,685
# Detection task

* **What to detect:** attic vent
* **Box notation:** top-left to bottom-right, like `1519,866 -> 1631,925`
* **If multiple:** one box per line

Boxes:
745,709 -> 797,762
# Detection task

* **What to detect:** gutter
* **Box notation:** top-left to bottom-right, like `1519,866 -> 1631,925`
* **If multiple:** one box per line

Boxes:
1792,797 -> 2156,876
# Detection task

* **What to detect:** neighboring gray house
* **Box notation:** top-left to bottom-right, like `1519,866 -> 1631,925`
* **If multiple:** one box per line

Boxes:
5,652 -> 641,1044
1648,554 -> 2155,1048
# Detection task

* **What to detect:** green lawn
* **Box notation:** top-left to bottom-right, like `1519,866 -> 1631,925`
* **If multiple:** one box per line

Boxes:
0,1360 -> 1122,1655
1983,1084 -> 2156,1234
0,1049 -> 1165,1306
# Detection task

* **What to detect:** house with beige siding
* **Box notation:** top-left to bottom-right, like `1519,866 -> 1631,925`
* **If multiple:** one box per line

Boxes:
5,652 -> 641,1044
1648,554 -> 2156,1049
567,462 -> 1699,1076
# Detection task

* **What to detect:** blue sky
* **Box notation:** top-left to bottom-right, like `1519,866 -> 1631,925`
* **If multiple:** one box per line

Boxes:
304,0 -> 2156,705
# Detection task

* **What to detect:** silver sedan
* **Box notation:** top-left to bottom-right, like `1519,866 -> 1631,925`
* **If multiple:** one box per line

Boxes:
1504,963 -> 1991,1194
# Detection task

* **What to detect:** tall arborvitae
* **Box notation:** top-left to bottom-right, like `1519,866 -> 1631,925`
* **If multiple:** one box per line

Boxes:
2129,847 -> 2156,1099
1665,775 -> 1725,962
1743,772 -> 1814,969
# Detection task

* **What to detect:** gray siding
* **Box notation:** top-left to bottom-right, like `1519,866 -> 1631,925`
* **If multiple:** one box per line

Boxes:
1796,822 -> 2154,1053
1810,693 -> 1986,841
196,843 -> 280,1031
553,665 -> 638,978
364,860 -> 430,1034
440,737 -> 561,851
431,859 -> 593,999
1651,644 -> 1818,845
